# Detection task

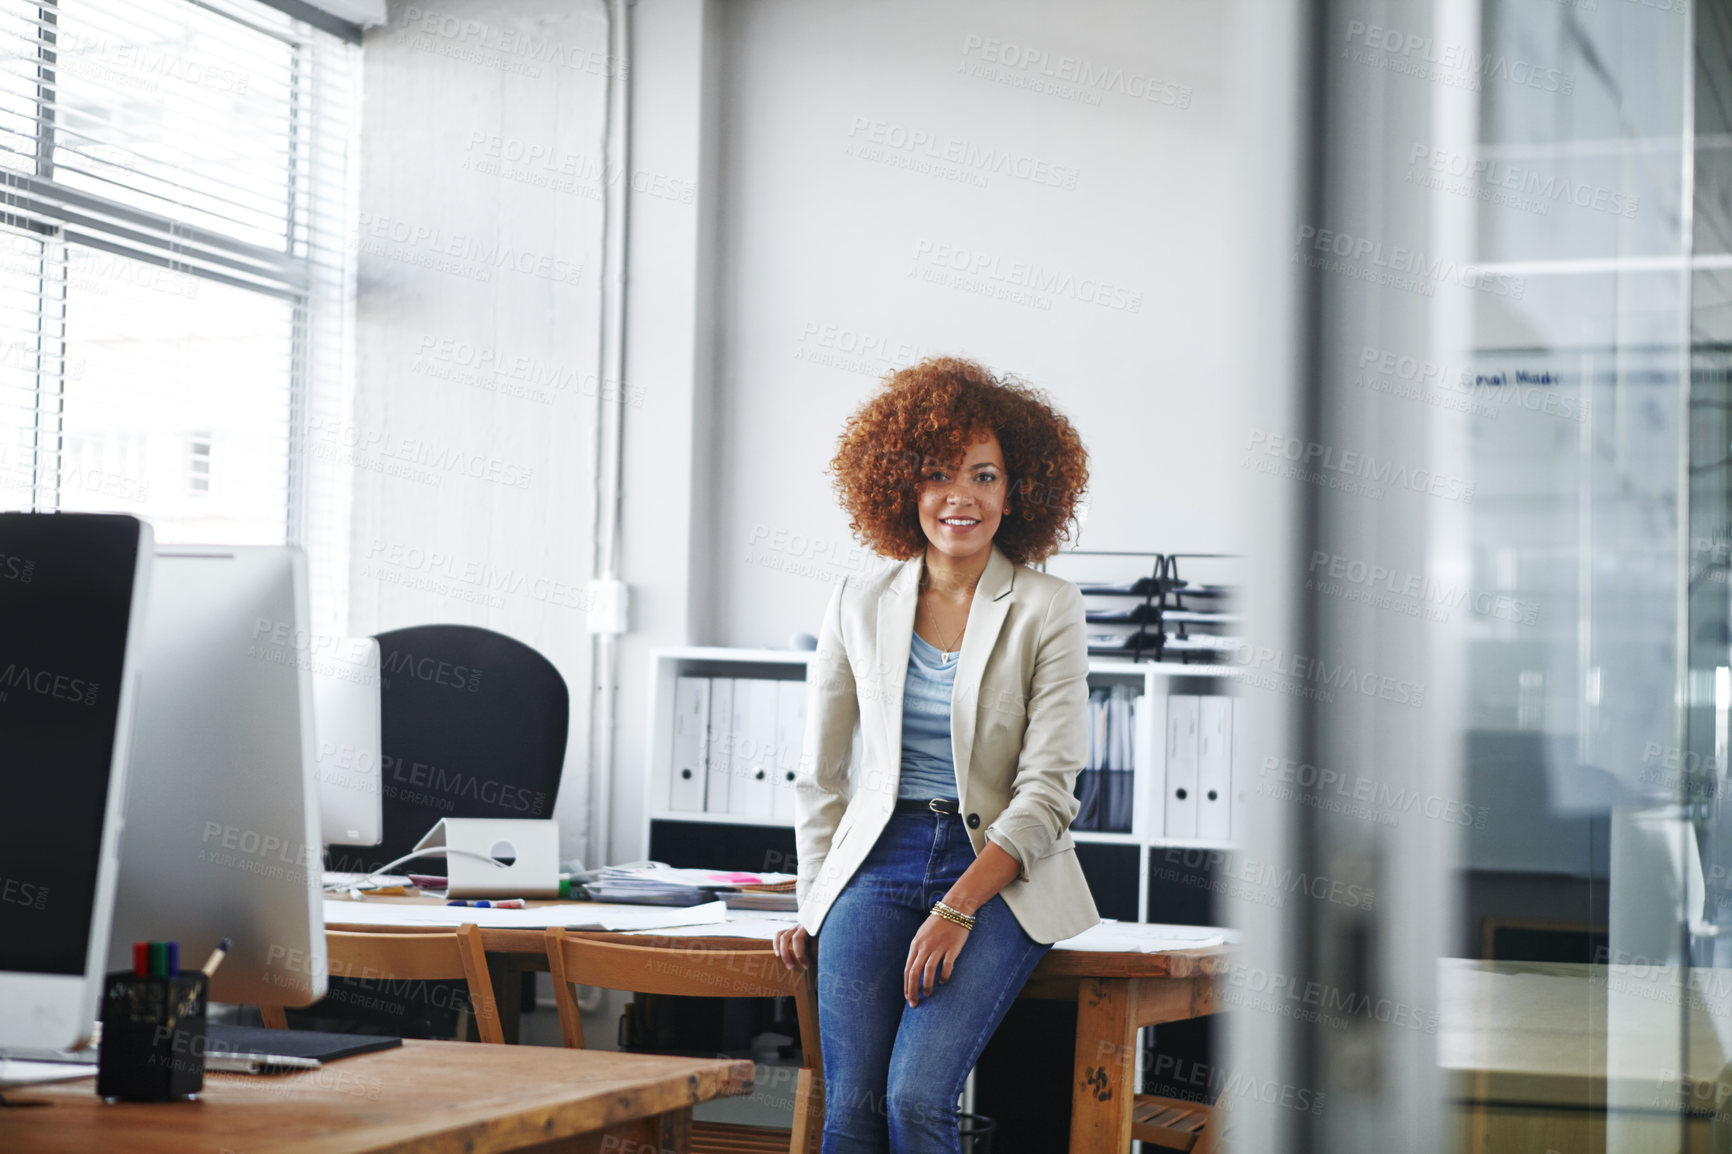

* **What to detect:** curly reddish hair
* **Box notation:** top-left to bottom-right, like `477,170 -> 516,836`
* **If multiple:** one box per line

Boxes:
827,356 -> 1089,566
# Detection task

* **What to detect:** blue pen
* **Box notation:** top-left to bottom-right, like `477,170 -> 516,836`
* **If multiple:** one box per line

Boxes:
447,899 -> 493,907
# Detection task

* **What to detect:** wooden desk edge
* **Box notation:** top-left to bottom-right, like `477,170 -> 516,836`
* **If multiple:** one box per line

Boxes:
322,920 -> 1234,978
7,1041 -> 756,1154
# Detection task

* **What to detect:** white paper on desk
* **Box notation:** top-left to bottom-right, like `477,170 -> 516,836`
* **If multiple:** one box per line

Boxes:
0,1059 -> 98,1087
322,899 -> 730,932
321,871 -> 413,889
598,865 -> 798,887
561,901 -> 731,931
612,911 -> 800,941
1052,921 -> 1233,953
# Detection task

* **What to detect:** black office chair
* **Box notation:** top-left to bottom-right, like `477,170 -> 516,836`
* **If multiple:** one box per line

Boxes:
370,623 -> 570,871
303,624 -> 569,1043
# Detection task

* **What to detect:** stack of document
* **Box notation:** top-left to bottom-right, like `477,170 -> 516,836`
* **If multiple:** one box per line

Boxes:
584,864 -> 797,906
721,890 -> 800,912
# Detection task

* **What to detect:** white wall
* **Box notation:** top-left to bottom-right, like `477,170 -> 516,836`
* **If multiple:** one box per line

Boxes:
352,0 -> 611,865
700,0 -> 1242,651
607,0 -> 718,865
606,0 -> 1248,863
350,0 -> 1251,869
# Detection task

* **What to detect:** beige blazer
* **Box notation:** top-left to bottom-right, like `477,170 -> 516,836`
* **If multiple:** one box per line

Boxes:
793,542 -> 1102,945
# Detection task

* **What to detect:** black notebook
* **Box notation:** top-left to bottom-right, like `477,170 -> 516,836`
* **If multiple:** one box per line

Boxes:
206,1024 -> 402,1063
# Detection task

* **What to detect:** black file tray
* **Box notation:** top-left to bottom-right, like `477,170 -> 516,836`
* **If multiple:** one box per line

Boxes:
1068,551 -> 1240,664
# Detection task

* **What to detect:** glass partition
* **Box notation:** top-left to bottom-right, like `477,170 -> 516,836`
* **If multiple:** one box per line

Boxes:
1237,0 -> 1724,1149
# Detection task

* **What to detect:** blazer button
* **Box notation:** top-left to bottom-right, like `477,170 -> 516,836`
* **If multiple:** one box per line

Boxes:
966,813 -> 980,829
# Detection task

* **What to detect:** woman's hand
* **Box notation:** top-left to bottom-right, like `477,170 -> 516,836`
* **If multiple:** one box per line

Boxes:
904,915 -> 970,1006
773,923 -> 813,970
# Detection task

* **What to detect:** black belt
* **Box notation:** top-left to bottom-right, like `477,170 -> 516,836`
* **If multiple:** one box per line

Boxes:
894,797 -> 961,815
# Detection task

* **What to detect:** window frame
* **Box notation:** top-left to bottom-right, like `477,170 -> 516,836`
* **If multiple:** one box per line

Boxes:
3,0 -> 322,543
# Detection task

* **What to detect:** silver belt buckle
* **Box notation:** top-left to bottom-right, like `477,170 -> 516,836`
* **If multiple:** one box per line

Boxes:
928,798 -> 945,814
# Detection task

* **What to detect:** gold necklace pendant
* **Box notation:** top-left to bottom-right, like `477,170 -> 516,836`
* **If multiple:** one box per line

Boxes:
918,565 -> 968,659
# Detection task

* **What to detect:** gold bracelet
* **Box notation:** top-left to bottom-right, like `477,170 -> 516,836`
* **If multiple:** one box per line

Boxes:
930,900 -> 975,930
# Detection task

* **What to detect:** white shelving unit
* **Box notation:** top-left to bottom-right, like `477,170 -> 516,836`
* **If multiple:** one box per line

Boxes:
641,646 -> 1241,922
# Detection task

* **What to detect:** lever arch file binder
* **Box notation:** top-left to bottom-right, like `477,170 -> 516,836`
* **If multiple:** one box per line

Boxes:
742,679 -> 779,819
1230,690 -> 1248,842
669,676 -> 709,812
1143,690 -> 1164,837
772,680 -> 806,823
1165,695 -> 1200,838
704,678 -> 733,813
728,679 -> 754,816
1197,696 -> 1232,840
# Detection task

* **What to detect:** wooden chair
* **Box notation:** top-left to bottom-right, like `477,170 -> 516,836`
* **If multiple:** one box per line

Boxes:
544,929 -> 823,1154
1133,1095 -> 1227,1152
260,924 -> 504,1044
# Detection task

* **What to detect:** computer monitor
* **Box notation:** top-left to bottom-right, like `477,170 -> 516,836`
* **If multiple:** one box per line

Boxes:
108,545 -> 326,1008
313,637 -> 382,848
0,513 -> 153,1051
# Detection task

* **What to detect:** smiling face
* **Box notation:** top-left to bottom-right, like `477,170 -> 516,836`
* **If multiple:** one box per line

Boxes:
915,430 -> 1008,567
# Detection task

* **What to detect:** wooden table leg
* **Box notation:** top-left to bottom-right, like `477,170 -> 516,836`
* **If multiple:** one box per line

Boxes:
1069,976 -> 1138,1152
653,1104 -> 694,1152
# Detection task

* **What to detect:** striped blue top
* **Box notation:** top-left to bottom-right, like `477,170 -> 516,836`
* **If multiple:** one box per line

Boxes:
897,631 -> 960,801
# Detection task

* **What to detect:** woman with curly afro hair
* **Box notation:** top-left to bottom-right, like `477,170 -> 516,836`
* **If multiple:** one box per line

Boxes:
772,356 -> 1102,1153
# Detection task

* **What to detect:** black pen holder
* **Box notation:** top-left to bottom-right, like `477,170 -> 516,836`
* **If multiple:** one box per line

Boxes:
96,970 -> 209,1101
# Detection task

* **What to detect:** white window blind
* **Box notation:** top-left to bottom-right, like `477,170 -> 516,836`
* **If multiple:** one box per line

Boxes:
0,0 -> 360,633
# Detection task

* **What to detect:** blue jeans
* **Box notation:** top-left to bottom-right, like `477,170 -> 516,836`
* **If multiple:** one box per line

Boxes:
814,808 -> 1052,1153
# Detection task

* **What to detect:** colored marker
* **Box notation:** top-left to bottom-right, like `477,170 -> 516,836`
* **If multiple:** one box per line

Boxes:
148,941 -> 167,978
165,941 -> 180,976
446,899 -> 525,908
133,941 -> 149,977
200,937 -> 232,978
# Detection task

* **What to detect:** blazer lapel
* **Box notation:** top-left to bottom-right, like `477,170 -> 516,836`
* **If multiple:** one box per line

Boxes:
874,554 -> 923,795
949,545 -> 1015,801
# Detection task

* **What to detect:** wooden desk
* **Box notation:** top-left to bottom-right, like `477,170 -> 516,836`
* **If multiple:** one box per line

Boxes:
324,898 -> 1230,1153
1439,959 -> 1732,1153
1020,944 -> 1228,1151
0,1038 -> 753,1154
